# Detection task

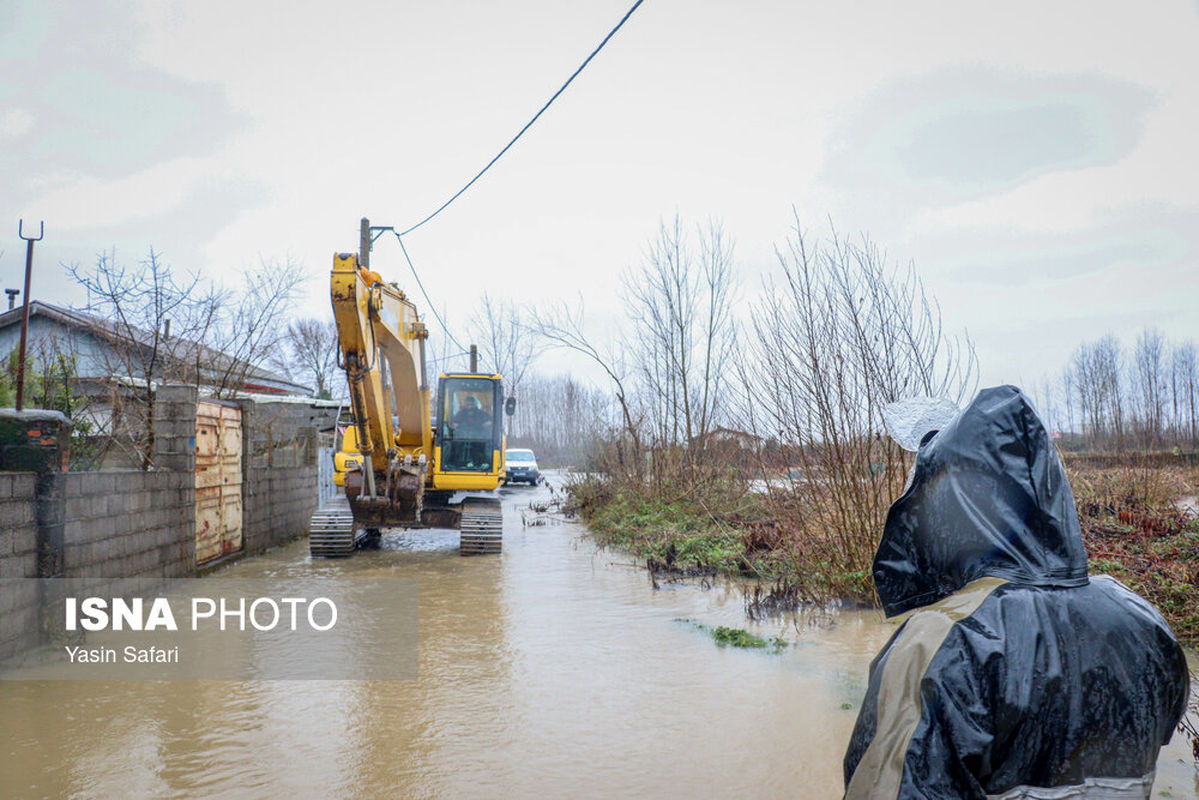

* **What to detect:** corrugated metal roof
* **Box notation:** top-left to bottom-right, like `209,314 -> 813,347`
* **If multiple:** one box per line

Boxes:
0,300 -> 313,396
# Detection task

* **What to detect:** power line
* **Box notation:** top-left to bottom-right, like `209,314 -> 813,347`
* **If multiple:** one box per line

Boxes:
398,0 -> 646,237
392,231 -> 468,354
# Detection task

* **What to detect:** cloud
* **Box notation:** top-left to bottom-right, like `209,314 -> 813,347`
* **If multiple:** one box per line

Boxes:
923,218 -> 1193,286
904,202 -> 1199,386
0,1 -> 247,197
821,66 -> 1155,209
0,107 -> 35,138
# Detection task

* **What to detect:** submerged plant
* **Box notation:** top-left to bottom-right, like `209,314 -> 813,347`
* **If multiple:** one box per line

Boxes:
677,619 -> 790,652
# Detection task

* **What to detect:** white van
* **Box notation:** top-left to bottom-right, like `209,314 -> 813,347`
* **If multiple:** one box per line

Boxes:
504,449 -> 541,485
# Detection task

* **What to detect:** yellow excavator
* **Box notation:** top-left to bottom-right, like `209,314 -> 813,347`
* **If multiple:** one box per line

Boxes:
309,218 -> 510,557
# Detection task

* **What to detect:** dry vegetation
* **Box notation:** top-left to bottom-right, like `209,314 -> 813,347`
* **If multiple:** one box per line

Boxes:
561,216 -> 972,607
555,217 -> 1199,654
1068,459 -> 1199,643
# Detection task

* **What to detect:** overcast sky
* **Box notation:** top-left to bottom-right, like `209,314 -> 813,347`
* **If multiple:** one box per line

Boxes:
2,0 -> 1197,395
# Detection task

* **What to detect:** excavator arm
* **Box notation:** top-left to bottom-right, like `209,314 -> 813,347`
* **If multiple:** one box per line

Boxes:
310,218 -> 505,558
330,251 -> 431,480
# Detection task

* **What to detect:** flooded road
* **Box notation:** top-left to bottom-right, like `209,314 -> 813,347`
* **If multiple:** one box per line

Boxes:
2,474 -> 1197,799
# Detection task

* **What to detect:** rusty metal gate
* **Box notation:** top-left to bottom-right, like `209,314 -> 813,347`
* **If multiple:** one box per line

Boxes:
317,446 -> 337,507
195,400 -> 243,565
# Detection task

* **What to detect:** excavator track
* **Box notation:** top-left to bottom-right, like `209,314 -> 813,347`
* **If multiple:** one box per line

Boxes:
459,497 -> 503,555
308,498 -> 360,558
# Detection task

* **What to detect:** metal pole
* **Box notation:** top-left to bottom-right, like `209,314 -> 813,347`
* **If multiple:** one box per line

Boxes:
418,336 -> 428,392
15,220 -> 44,412
359,217 -> 371,270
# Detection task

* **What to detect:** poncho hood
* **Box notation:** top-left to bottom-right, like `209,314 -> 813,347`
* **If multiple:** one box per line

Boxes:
873,385 -> 1089,617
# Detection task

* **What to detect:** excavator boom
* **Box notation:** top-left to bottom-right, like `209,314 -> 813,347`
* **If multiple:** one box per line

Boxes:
309,218 -> 506,558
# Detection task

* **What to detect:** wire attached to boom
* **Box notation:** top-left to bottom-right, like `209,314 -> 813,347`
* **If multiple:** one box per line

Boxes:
392,231 -> 468,355
397,0 -> 646,237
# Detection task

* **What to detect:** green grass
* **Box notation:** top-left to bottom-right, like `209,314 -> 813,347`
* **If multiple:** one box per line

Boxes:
676,618 -> 790,652
582,488 -> 770,577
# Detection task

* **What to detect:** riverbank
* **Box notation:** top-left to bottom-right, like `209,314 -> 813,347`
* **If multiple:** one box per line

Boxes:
1069,462 -> 1199,644
567,463 -> 1199,646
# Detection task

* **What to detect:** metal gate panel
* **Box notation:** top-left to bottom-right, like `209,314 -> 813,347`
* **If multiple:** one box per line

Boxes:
317,446 -> 336,507
218,405 -> 244,554
195,400 -> 244,565
196,488 -> 223,564
221,490 -> 243,554
195,406 -> 221,489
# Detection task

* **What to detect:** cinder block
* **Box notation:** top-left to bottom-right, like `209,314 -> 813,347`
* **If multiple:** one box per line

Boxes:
106,492 -> 128,516
106,473 -> 130,494
159,527 -> 185,548
0,603 -> 39,642
90,473 -> 117,497
11,473 -> 37,498
62,541 -> 84,571
94,536 -> 123,563
0,553 -> 36,578
134,549 -> 156,575
90,516 -> 119,544
10,528 -> 37,557
62,519 -> 87,547
0,501 -> 34,529
64,495 -> 88,522
0,579 -> 37,616
64,474 -> 87,498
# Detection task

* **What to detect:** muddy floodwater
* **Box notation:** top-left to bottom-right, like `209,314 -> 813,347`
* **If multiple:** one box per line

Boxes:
2,474 -> 1196,799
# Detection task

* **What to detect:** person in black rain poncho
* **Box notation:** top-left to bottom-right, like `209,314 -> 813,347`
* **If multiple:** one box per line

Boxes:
844,385 -> 1190,800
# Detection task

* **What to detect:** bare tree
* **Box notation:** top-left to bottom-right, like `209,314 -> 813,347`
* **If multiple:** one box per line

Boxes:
1132,328 -> 1166,447
65,250 -> 302,468
507,372 -> 615,466
1061,366 -> 1076,436
269,317 -> 342,399
1057,331 -> 1199,452
625,216 -> 737,452
469,292 -> 542,399
205,259 -> 304,398
532,297 -> 644,476
1174,341 -> 1198,448
742,219 -> 976,598
67,250 -> 217,467
1069,335 -> 1126,451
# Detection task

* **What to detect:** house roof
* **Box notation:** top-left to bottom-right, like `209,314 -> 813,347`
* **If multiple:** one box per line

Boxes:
0,300 -> 312,396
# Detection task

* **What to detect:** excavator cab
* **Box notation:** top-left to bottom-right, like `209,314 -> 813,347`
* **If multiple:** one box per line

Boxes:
433,374 -> 506,486
311,218 -> 508,557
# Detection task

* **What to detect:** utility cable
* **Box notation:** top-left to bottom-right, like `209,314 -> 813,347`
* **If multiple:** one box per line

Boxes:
393,231 -> 469,354
398,0 -> 646,237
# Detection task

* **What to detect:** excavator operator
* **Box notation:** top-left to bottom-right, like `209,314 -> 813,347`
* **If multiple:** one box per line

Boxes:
453,395 -> 492,438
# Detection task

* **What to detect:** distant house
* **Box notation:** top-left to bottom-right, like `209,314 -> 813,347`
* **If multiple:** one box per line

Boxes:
690,426 -> 766,470
0,300 -> 318,468
693,426 -> 764,449
0,300 -> 311,397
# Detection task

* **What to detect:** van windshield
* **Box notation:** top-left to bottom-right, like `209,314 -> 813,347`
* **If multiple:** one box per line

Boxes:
506,450 -> 535,461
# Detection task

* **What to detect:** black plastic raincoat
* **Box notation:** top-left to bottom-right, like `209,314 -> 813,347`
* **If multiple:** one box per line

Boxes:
844,385 -> 1189,800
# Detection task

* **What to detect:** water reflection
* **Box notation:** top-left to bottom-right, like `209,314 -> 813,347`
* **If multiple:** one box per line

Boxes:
1,476 -> 1195,799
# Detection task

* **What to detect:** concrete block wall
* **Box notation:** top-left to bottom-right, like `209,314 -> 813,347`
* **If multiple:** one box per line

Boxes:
0,472 -> 41,660
60,470 -> 194,580
243,400 -> 323,469
244,465 -> 319,555
0,387 -> 331,660
240,399 -> 333,554
0,472 -> 38,577
153,385 -> 198,474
